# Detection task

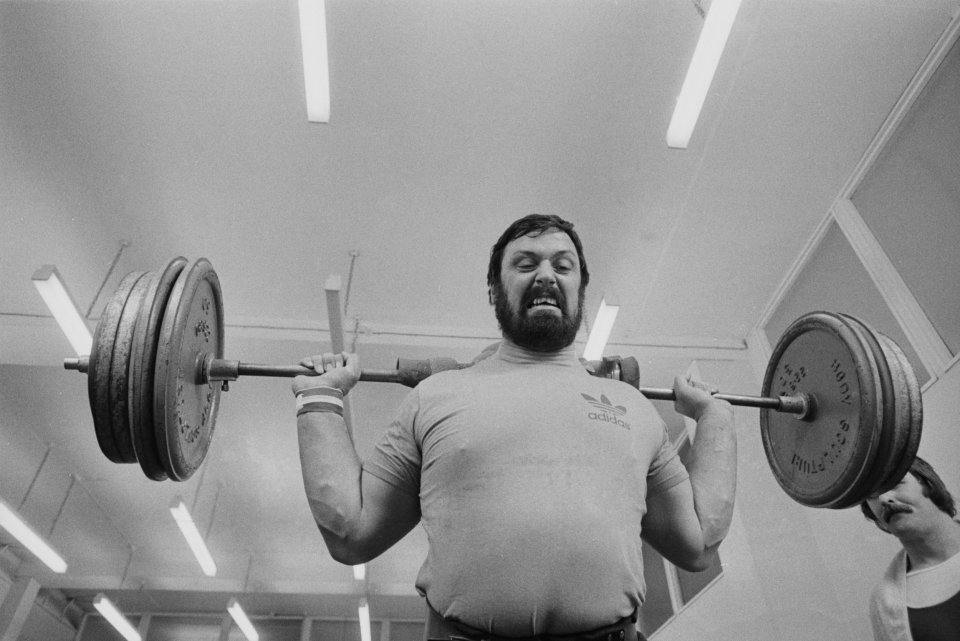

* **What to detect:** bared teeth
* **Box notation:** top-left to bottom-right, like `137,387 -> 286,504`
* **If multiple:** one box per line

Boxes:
529,298 -> 557,307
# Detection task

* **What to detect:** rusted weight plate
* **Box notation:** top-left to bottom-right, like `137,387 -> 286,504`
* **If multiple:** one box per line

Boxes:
836,313 -> 899,507
873,332 -> 922,494
154,258 -> 224,481
107,271 -> 153,463
129,257 -> 188,481
760,312 -> 883,509
89,270 -> 147,464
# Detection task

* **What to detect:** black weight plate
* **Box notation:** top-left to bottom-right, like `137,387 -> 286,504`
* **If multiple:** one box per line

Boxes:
107,271 -> 151,463
760,312 -> 883,508
130,256 -> 188,481
154,258 -> 224,481
835,313 -> 898,508
89,270 -> 147,464
874,332 -> 923,495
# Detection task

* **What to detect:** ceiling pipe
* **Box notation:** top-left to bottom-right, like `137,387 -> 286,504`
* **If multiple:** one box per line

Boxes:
86,239 -> 130,318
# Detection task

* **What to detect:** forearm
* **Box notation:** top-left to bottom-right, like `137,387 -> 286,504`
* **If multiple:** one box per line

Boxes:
297,411 -> 364,548
686,402 -> 737,548
292,353 -> 421,564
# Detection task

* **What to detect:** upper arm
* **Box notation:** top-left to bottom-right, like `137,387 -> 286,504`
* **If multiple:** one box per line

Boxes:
641,480 -> 716,572
320,469 -> 421,564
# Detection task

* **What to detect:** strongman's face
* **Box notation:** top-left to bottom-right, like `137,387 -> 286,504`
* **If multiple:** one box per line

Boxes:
492,228 -> 584,351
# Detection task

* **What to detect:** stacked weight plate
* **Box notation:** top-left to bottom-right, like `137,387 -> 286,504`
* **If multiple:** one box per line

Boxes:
760,311 -> 922,509
89,269 -> 147,464
88,257 -> 224,482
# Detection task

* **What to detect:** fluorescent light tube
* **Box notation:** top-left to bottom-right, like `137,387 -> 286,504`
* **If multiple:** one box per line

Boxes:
582,298 -> 619,361
358,597 -> 371,641
0,496 -> 68,573
31,265 -> 93,356
227,598 -> 260,641
169,497 -> 217,577
297,0 -> 330,122
353,564 -> 366,580
93,593 -> 141,641
666,0 -> 743,148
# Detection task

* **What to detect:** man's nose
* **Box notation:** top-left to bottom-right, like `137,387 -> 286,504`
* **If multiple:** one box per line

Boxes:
534,262 -> 556,285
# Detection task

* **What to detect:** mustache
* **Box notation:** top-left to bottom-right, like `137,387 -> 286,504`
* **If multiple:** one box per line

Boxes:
880,503 -> 912,524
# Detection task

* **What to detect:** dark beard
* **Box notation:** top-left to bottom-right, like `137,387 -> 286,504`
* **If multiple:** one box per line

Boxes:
492,282 -> 583,352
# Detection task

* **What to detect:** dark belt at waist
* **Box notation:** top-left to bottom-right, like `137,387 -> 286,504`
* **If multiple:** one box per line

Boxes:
425,605 -> 645,641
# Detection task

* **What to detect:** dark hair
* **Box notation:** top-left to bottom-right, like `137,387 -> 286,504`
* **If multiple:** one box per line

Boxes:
486,214 -> 590,292
860,456 -> 957,524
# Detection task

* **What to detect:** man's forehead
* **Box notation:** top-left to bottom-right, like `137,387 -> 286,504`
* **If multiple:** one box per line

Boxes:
503,228 -> 578,256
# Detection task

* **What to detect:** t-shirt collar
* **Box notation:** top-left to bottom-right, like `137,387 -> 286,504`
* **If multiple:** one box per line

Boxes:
495,338 -> 580,366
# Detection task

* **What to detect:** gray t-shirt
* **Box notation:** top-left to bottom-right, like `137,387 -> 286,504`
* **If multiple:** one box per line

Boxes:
364,341 -> 688,635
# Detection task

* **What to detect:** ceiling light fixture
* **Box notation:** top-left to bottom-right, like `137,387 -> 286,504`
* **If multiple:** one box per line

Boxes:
169,497 -> 217,577
358,597 -> 372,641
353,564 -> 366,581
0,495 -> 68,574
666,0 -> 743,149
31,265 -> 93,356
93,593 -> 141,641
227,597 -> 260,641
297,0 -> 330,122
582,298 -> 620,361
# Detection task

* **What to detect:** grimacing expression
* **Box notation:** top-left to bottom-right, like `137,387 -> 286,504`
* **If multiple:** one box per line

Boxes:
492,229 -> 585,352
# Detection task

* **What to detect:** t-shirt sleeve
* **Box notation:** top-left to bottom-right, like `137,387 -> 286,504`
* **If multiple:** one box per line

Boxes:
645,426 -> 689,497
362,389 -> 422,497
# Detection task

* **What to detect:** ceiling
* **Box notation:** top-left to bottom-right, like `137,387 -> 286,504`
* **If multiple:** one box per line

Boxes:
1,0 -> 957,634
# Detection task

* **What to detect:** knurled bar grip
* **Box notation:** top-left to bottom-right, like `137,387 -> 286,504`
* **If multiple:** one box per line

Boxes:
63,356 -> 811,417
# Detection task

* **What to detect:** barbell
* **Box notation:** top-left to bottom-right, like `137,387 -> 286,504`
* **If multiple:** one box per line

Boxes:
63,257 -> 921,509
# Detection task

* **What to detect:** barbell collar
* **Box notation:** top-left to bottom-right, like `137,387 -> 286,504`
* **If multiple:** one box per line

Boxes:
64,357 -> 89,373
777,393 -> 813,419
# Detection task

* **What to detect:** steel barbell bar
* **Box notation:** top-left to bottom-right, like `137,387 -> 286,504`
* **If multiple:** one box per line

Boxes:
64,354 -> 813,418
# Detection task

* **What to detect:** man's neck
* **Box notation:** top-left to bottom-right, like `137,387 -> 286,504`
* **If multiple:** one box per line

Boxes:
498,337 -> 578,363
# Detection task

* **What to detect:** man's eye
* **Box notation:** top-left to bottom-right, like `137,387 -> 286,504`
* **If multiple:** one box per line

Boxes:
554,262 -> 573,273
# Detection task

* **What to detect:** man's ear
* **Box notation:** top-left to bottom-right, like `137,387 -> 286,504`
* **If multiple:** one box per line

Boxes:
488,287 -> 494,306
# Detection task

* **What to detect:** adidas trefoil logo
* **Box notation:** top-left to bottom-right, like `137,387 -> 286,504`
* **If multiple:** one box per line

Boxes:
581,393 -> 631,431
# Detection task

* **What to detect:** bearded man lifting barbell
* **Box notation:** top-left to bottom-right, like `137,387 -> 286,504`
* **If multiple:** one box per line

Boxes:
291,214 -> 737,641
